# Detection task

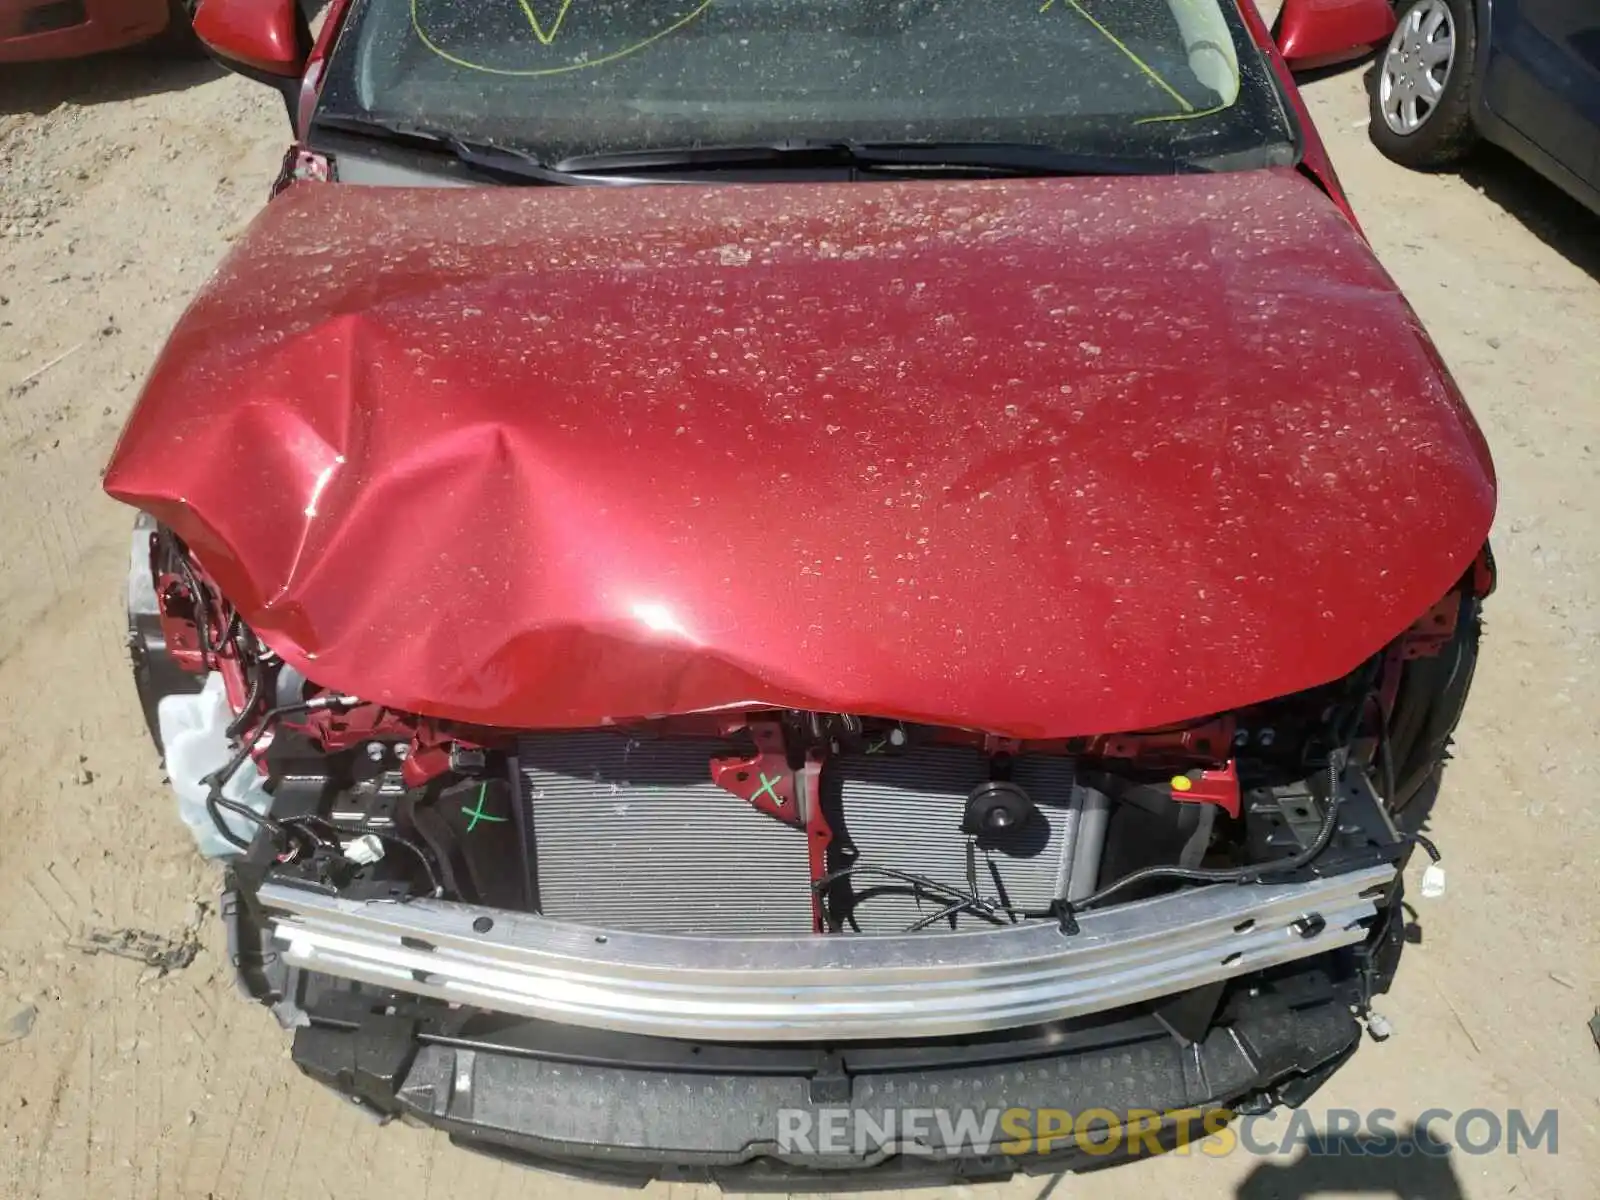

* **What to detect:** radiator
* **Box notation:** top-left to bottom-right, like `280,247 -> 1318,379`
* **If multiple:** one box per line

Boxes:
518,732 -> 1083,937
517,732 -> 814,936
832,745 -> 1080,933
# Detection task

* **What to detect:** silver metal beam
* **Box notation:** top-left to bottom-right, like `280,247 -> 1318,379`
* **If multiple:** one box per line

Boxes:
261,864 -> 1394,1042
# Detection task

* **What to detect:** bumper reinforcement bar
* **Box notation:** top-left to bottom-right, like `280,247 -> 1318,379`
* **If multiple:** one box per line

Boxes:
261,863 -> 1393,1041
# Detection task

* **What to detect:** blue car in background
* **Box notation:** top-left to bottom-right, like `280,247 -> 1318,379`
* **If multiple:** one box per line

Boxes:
1369,0 -> 1600,213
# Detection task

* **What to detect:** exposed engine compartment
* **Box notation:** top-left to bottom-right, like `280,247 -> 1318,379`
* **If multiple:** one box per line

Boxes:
129,515 -> 1490,961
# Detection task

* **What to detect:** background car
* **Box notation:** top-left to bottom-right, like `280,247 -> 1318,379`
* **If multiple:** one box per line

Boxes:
1369,0 -> 1600,212
0,0 -> 191,62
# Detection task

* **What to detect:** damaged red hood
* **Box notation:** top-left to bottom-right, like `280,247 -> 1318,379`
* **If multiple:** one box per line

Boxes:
105,170 -> 1495,737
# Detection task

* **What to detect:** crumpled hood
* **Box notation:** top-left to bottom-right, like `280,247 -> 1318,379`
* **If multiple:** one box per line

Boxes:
105,170 -> 1494,737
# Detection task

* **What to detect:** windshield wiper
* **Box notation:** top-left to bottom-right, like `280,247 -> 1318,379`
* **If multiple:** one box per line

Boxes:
313,114 -> 595,186
312,120 -> 1203,184
550,139 -> 1206,178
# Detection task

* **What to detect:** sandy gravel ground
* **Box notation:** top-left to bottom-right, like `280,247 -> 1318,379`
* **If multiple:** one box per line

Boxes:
1,44 -> 1597,1200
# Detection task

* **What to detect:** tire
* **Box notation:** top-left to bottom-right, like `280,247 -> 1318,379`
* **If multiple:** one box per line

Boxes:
1367,0 -> 1479,169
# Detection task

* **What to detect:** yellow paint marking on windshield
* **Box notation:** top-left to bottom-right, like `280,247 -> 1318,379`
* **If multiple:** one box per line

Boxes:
1134,101 -> 1227,124
411,0 -> 713,78
1041,0 -> 1194,113
514,0 -> 576,46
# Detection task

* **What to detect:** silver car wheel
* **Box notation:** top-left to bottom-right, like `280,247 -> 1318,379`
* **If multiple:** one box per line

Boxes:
1379,0 -> 1457,135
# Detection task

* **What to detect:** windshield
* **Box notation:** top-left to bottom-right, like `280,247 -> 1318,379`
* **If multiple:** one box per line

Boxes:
315,0 -> 1293,169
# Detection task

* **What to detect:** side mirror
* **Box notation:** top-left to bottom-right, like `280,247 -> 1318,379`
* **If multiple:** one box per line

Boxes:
192,0 -> 311,117
1274,0 -> 1397,72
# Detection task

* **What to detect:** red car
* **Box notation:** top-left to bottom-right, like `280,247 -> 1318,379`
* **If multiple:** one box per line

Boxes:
105,0 -> 1495,1185
0,0 -> 181,61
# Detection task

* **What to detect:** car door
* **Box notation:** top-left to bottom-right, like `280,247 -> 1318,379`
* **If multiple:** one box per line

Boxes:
1483,0 -> 1600,189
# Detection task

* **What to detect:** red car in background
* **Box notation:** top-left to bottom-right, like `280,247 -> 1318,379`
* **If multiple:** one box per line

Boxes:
0,0 -> 183,61
104,0 -> 1496,1186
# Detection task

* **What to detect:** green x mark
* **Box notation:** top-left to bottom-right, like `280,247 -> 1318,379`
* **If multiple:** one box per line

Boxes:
461,783 -> 510,833
751,771 -> 785,808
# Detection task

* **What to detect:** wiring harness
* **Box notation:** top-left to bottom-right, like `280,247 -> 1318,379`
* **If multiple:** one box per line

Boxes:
200,695 -> 445,898
173,537 -> 445,897
817,758 -> 1351,936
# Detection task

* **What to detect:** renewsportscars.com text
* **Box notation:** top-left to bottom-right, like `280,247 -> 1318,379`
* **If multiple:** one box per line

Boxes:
776,1106 -> 1560,1158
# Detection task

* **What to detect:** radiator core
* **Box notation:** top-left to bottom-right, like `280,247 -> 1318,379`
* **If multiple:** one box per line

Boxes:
518,732 -> 1082,937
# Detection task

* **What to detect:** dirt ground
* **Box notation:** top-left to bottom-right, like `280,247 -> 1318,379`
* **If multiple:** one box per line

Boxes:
0,41 -> 1597,1200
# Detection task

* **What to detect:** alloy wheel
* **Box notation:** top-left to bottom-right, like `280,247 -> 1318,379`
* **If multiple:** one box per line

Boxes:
1379,0 -> 1457,135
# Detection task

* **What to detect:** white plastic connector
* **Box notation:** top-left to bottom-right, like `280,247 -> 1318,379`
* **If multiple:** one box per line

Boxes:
341,834 -> 385,866
306,693 -> 363,711
1420,863 -> 1446,899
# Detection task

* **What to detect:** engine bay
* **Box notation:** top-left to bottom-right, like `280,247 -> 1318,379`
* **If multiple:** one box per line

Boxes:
128,517 -> 1484,958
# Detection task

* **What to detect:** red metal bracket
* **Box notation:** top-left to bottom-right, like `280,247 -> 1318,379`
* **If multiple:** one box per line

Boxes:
155,555 -> 254,711
155,570 -> 207,673
710,719 -> 833,930
710,720 -> 800,821
1168,759 -> 1241,819
1376,588 -> 1469,725
797,753 -> 830,931
1089,716 -> 1237,770
1398,594 -> 1460,660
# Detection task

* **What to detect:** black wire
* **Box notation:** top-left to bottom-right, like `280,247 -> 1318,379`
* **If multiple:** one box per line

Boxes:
382,834 -> 446,899
280,816 -> 445,898
986,856 -> 1017,922
201,699 -> 319,851
225,659 -> 267,738
833,883 -> 1001,930
813,864 -> 1008,924
836,766 -> 1346,931
206,773 -> 444,898
1365,694 -> 1444,866
1365,691 -> 1398,808
1410,832 -> 1442,862
212,611 -> 240,657
175,543 -> 263,738
1070,758 -> 1344,912
171,549 -> 215,668
201,695 -> 446,898
205,794 -> 255,851
813,863 -> 996,910
171,549 -> 236,657
903,897 -> 987,932
204,773 -> 289,850
829,760 -> 1351,931
819,861 -> 1032,932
